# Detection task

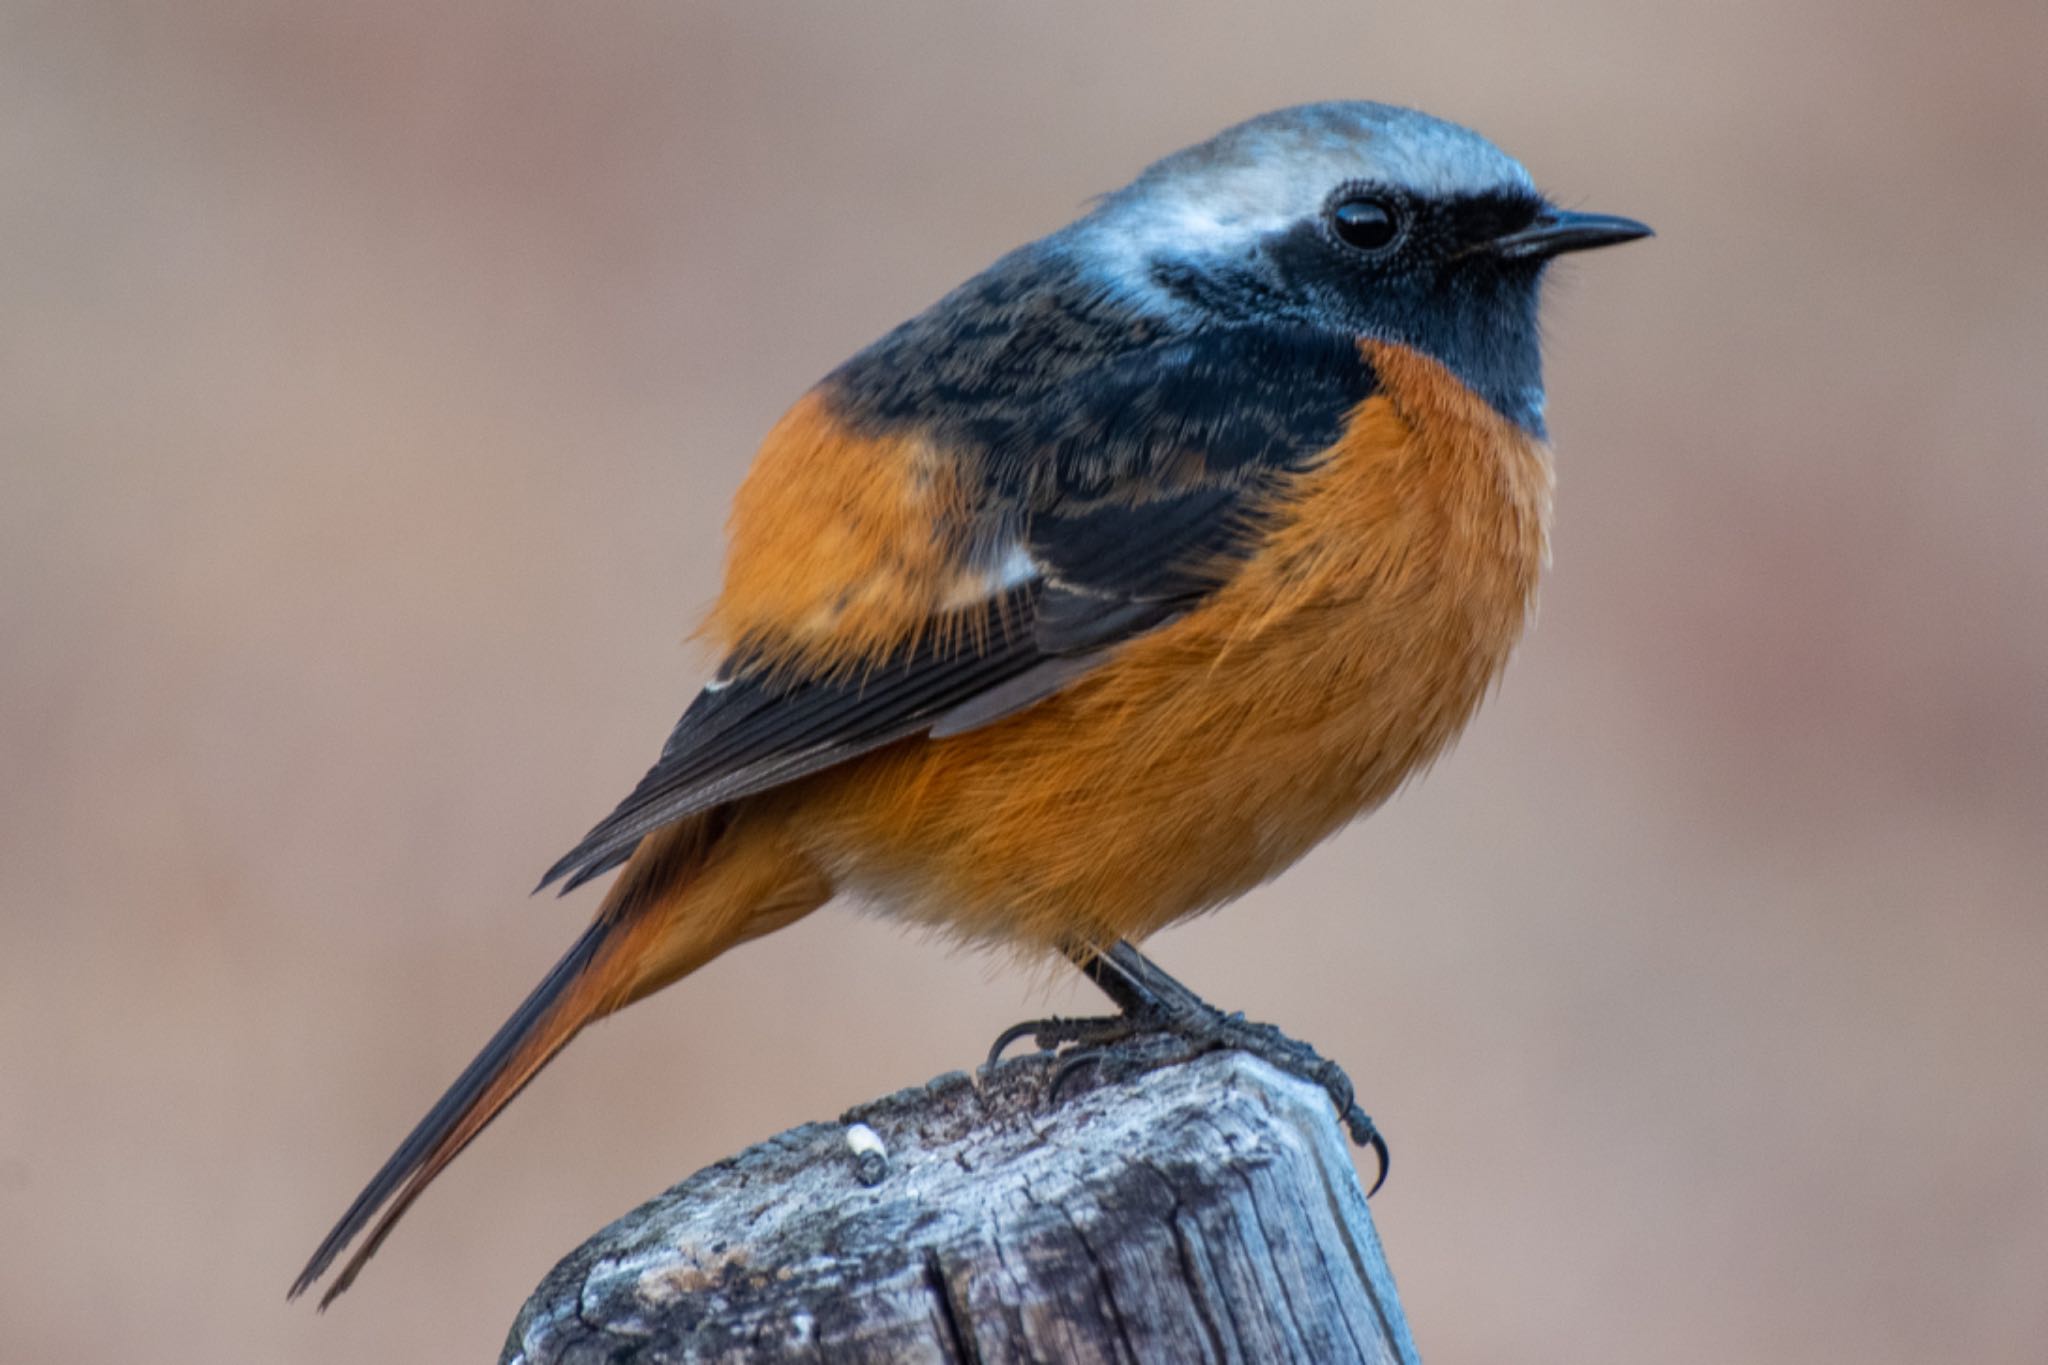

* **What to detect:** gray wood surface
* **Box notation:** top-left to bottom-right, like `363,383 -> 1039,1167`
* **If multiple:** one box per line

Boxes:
502,1044 -> 1420,1364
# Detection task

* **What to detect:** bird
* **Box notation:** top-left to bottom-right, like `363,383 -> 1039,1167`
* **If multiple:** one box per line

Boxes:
291,100 -> 1649,1307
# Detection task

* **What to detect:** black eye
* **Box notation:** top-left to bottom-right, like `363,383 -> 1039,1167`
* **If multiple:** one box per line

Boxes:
1330,195 -> 1402,252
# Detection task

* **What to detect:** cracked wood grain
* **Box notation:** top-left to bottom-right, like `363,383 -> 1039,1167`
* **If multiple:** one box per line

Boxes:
502,1044 -> 1420,1365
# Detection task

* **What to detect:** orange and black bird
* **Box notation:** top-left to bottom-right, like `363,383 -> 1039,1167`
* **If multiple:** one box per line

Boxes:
292,101 -> 1649,1305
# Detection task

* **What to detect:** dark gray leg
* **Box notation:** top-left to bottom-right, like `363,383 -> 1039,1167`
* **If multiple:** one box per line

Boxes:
986,939 -> 1388,1191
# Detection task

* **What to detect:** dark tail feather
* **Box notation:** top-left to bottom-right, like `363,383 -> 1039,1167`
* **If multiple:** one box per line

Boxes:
289,915 -> 616,1308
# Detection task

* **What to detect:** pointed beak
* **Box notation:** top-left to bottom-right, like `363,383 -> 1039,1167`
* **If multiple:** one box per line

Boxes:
1489,209 -> 1654,261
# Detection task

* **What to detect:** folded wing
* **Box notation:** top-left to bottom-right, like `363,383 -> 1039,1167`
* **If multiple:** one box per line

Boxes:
539,325 -> 1378,894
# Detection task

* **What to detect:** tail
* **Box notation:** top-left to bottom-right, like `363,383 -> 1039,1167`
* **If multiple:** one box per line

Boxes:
290,812 -> 826,1308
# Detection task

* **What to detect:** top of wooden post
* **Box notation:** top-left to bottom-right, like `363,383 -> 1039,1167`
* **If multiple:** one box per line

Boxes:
504,1044 -> 1419,1364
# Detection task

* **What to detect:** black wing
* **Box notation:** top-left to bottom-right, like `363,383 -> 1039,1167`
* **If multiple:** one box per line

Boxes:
538,589 -> 1039,893
538,325 -> 1377,894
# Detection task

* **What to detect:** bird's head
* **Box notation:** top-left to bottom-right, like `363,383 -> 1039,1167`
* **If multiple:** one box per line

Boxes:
1069,101 -> 1651,434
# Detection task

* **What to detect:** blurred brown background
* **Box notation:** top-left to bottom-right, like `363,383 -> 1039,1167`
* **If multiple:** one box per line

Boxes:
4,3 -> 2045,1361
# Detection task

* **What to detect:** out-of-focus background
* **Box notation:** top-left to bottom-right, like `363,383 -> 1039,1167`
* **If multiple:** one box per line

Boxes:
4,3 -> 2044,1361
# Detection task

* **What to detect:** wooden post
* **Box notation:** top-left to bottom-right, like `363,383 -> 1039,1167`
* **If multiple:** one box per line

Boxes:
502,1043 -> 1420,1364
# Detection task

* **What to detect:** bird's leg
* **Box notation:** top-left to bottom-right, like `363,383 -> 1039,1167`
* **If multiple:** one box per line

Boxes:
981,938 -> 1159,1063
985,939 -> 1387,1189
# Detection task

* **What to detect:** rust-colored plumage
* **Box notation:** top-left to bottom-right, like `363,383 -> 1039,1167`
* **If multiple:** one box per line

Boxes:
781,343 -> 1551,950
706,391 -> 980,672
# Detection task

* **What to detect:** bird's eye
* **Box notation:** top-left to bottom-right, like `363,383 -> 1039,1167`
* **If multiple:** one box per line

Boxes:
1330,195 -> 1402,252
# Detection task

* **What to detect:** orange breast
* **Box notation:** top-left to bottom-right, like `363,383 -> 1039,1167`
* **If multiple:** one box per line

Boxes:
776,341 -> 1554,954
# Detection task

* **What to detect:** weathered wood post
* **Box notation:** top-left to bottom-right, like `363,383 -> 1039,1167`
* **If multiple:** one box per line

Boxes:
503,1043 -> 1419,1364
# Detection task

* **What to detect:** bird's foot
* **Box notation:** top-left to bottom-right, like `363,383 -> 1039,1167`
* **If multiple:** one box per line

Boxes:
985,1012 -> 1142,1067
986,993 -> 1387,1193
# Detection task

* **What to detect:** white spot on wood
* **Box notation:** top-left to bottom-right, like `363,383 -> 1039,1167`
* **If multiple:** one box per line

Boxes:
846,1121 -> 889,1186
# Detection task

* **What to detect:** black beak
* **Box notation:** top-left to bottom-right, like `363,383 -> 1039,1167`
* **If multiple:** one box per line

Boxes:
1489,209 -> 1653,261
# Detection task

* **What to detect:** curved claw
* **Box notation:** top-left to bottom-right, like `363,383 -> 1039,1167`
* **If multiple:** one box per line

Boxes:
1048,1047 -> 1107,1105
1357,1117 -> 1390,1195
986,1019 -> 1051,1069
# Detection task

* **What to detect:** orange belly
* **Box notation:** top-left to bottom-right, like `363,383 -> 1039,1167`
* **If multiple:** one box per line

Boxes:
779,342 -> 1553,954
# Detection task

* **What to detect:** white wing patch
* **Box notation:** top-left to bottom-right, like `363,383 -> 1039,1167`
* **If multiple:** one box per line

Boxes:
944,540 -> 1042,608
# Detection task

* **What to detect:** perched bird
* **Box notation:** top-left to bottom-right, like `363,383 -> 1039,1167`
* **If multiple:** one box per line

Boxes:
292,100 -> 1649,1306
